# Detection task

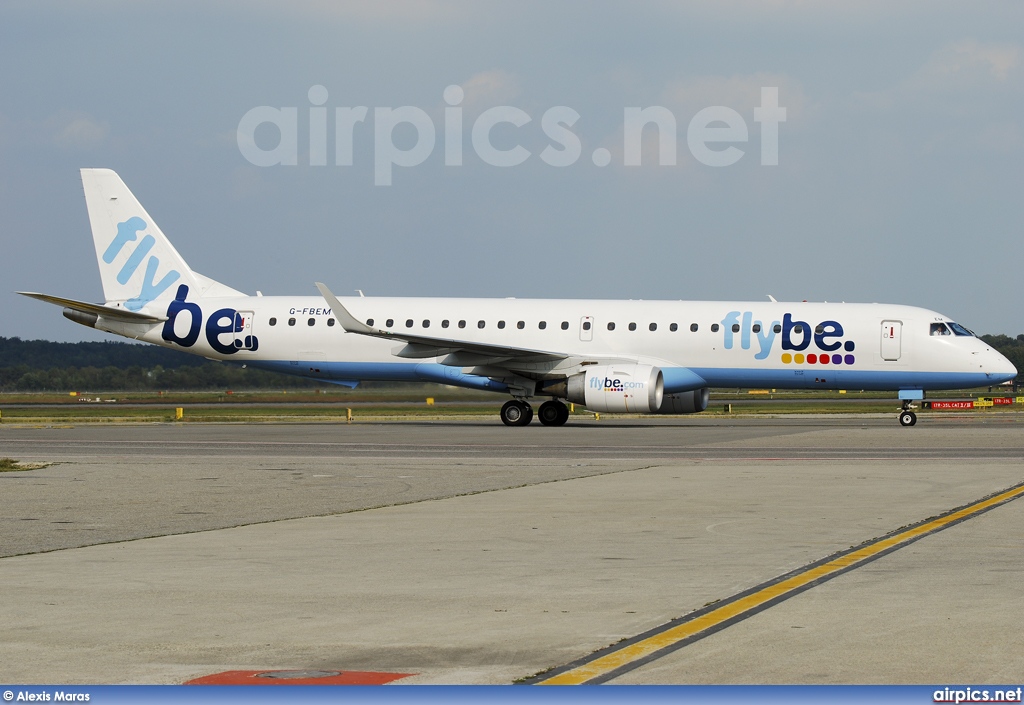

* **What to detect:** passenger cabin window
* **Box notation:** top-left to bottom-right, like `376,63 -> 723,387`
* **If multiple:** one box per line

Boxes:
308,318 -> 315,326
670,323 -> 678,332
458,320 -> 466,329
690,323 -> 698,332
814,325 -> 824,335
649,323 -> 657,332
517,321 -> 525,329
364,318 -> 371,327
498,320 -> 506,329
561,321 -> 569,330
793,324 -> 803,334
731,323 -> 740,333
711,323 -> 719,332
441,320 -> 450,328
386,319 -> 394,328
539,321 -> 547,330
607,322 -> 616,331
328,319 -> 336,327
752,323 -> 761,333
773,324 -> 782,334
478,320 -> 485,329
582,321 -> 592,331
269,317 -> 277,326
931,322 -> 951,336
628,322 -> 636,331
406,319 -> 414,328
948,322 -> 974,336
422,320 -> 430,328
288,318 -> 296,326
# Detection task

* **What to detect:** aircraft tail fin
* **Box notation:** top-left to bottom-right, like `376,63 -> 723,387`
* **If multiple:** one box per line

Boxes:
80,168 -> 242,311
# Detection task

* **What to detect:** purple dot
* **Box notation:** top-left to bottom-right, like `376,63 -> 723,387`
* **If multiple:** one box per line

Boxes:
832,354 -> 842,364
845,354 -> 855,365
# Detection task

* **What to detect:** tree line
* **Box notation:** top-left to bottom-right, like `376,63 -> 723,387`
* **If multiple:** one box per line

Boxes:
1,334 -> 1023,392
0,337 -> 315,391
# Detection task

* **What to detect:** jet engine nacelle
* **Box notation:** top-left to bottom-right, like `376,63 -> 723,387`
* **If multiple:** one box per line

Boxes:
564,364 -> 664,413
655,387 -> 710,414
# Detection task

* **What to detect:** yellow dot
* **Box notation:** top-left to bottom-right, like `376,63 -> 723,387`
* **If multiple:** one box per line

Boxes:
781,353 -> 792,364
794,354 -> 805,364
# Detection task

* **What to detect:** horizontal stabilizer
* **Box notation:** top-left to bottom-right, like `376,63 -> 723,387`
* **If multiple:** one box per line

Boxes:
18,291 -> 167,323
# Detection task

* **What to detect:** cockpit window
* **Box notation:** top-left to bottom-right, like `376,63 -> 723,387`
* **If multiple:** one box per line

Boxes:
930,322 -> 951,336
947,322 -> 974,337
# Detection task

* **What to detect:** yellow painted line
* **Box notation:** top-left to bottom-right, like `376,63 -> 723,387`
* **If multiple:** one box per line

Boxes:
537,481 -> 1024,685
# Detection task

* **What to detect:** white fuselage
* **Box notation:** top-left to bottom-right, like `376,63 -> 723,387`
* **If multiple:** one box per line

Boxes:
95,295 -> 1016,395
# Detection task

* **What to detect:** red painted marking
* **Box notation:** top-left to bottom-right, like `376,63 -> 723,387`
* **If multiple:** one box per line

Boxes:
185,670 -> 414,685
993,397 -> 1015,405
930,401 -> 974,410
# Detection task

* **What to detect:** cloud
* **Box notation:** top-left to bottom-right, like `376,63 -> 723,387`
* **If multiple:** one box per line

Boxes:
48,111 -> 109,149
457,70 -> 522,111
594,72 -> 807,169
227,0 -> 476,24
660,72 -> 808,122
913,39 -> 1021,88
846,39 -> 1023,156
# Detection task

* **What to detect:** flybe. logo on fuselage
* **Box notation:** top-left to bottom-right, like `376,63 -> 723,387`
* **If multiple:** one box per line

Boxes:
721,311 -> 856,365
103,217 -> 180,311
161,285 -> 258,354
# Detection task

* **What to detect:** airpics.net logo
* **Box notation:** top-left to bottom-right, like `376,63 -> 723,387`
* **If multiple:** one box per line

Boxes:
236,85 -> 787,185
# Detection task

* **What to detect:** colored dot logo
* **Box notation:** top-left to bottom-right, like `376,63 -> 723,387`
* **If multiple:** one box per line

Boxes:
782,348 -> 855,365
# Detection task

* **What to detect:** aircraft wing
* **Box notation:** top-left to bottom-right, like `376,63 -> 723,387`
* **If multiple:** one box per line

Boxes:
316,283 -> 565,364
18,292 -> 167,323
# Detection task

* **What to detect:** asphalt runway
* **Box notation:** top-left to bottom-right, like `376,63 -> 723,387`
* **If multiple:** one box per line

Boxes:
1,415 -> 1023,684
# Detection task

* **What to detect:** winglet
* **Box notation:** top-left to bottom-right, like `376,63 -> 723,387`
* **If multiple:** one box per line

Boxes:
315,282 -> 379,335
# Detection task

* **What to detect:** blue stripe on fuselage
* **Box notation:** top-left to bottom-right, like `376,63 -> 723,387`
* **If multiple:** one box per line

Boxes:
247,360 -> 510,393
245,360 -> 1008,394
691,367 -> 1012,391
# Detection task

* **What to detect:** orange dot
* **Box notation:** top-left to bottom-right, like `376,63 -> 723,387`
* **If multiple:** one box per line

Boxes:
781,353 -> 792,364
794,354 -> 805,364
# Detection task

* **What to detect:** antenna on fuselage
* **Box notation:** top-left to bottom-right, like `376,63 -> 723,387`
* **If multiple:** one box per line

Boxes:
767,294 -> 777,303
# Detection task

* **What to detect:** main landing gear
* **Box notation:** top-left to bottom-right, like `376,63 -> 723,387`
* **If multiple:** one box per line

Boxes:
500,399 -> 533,426
898,400 -> 918,427
537,400 -> 570,426
500,399 -> 570,426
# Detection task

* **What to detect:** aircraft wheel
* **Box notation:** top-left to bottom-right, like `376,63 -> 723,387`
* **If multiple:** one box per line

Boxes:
501,400 -> 533,426
538,400 -> 569,426
899,410 -> 917,427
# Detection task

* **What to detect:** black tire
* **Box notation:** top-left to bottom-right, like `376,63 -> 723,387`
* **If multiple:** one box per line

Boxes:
899,411 -> 917,427
500,400 -> 532,426
538,400 -> 569,426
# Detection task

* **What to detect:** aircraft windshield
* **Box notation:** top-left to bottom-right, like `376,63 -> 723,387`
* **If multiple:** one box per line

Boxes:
947,322 -> 974,337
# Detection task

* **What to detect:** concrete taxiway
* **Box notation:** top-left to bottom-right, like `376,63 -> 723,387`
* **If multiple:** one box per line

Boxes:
1,415 -> 1022,684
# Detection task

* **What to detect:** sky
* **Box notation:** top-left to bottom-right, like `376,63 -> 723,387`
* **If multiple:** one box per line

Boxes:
1,0 -> 1022,342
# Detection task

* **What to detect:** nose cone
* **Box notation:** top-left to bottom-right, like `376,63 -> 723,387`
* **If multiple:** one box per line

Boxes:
985,348 -> 1018,384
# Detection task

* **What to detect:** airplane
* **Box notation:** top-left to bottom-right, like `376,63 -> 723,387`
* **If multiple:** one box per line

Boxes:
19,168 -> 1017,427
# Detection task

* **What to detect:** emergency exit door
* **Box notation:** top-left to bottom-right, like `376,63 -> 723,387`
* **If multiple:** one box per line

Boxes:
579,316 -> 594,342
881,320 -> 902,361
234,311 -> 256,351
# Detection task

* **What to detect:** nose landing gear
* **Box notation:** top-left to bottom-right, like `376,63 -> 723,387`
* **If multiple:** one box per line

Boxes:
898,399 -> 918,427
